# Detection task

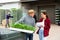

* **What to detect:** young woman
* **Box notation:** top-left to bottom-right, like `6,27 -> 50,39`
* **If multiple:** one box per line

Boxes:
37,12 -> 51,40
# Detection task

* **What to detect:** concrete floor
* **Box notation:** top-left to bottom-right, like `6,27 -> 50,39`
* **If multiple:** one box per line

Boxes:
0,24 -> 60,40
33,24 -> 60,40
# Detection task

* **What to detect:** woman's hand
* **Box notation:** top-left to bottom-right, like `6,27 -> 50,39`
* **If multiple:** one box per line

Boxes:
40,25 -> 44,27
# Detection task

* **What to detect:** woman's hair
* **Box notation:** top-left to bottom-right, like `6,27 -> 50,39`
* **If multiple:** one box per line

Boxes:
42,12 -> 48,18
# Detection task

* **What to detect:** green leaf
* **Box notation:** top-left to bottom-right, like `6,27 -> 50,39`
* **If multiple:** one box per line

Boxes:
11,23 -> 35,31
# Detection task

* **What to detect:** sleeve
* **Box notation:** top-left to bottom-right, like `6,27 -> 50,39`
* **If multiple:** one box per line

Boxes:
44,19 -> 50,30
34,19 -> 36,26
15,16 -> 25,24
33,18 -> 35,27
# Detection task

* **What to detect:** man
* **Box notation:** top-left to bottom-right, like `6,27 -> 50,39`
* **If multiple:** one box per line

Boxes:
6,12 -> 13,27
15,9 -> 35,40
33,15 -> 37,23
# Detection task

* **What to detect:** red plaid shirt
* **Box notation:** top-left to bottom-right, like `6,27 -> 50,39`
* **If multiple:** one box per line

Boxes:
39,18 -> 51,37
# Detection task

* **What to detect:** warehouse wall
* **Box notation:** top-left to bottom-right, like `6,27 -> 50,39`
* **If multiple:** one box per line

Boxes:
21,3 -> 56,24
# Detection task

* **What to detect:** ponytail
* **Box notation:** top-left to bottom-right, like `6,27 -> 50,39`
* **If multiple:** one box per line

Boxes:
46,15 -> 48,18
42,12 -> 48,18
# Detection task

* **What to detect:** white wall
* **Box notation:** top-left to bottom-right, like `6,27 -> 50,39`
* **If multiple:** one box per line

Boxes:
0,3 -> 21,9
0,0 -> 21,9
0,0 -> 20,3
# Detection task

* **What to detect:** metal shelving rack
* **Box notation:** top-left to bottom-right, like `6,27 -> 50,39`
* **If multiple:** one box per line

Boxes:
55,9 -> 60,25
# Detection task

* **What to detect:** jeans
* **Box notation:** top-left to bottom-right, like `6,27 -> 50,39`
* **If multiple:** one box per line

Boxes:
25,33 -> 33,40
6,19 -> 10,27
39,28 -> 44,40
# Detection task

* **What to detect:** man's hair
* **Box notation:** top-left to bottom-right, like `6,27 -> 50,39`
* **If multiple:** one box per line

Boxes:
28,9 -> 35,14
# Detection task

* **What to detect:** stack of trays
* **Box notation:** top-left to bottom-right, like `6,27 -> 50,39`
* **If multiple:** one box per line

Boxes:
0,28 -> 25,40
8,27 -> 34,34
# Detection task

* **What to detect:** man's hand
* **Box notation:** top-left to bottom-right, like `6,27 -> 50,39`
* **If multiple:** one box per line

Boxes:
34,26 -> 39,34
